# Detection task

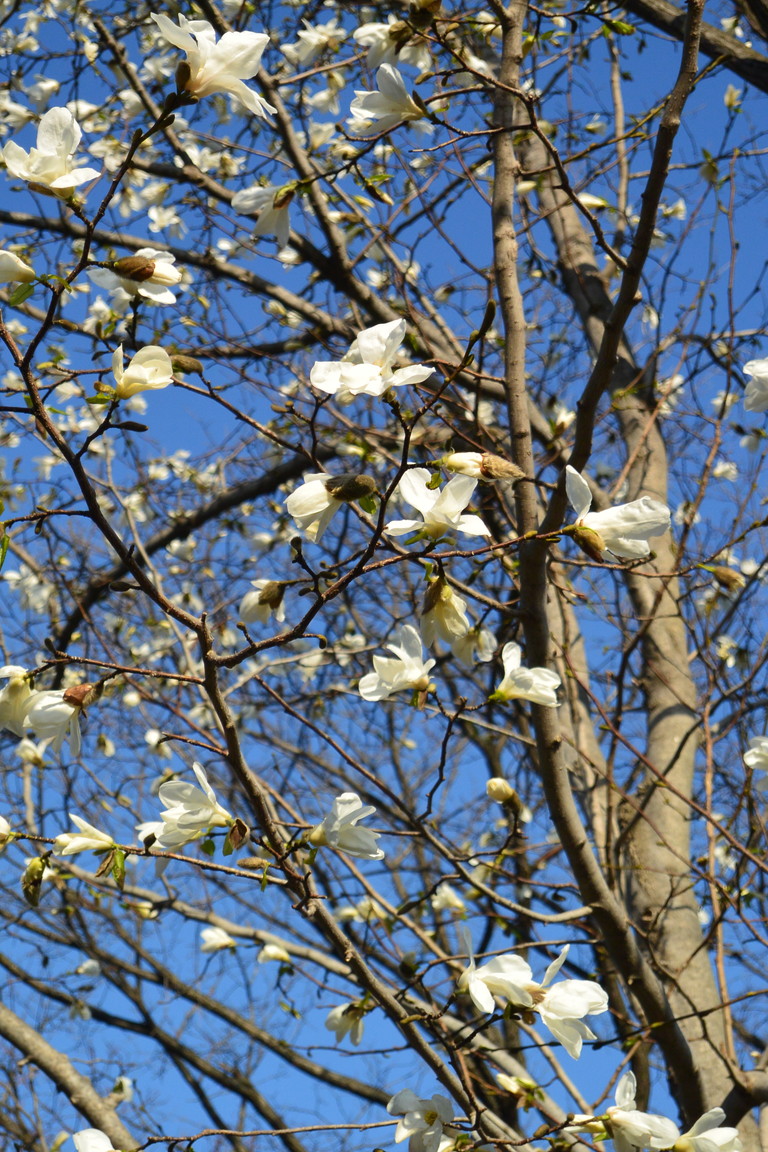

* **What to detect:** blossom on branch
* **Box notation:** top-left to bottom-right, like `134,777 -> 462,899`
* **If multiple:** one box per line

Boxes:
309,792 -> 385,860
387,1090 -> 455,1152
2,107 -> 100,195
239,579 -> 286,625
111,344 -> 174,399
54,814 -> 115,857
743,358 -> 768,412
565,465 -> 670,560
325,1001 -> 366,1045
309,319 -> 433,403
348,64 -> 432,136
493,642 -> 561,707
0,250 -> 35,283
420,576 -> 470,648
72,1130 -> 115,1152
358,624 -> 436,701
88,249 -> 183,305
231,182 -> 293,248
0,665 -> 34,737
385,469 -> 490,541
146,762 -> 234,850
200,926 -> 238,952
285,473 -> 376,543
24,688 -> 85,757
458,929 -> 608,1058
152,13 -> 275,118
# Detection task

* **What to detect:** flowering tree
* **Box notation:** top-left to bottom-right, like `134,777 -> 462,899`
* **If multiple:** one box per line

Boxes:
0,1 -> 767,1151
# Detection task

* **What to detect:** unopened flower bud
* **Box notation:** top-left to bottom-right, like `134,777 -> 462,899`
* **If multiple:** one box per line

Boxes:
441,451 -> 527,482
710,566 -> 746,592
324,473 -> 377,502
486,777 -> 517,804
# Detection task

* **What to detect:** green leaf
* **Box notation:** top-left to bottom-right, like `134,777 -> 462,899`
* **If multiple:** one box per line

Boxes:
0,532 -> 10,573
8,282 -> 34,306
200,837 -> 216,858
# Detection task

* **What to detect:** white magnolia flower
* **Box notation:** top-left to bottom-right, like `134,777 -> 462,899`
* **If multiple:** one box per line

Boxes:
452,624 -> 496,667
309,792 -> 385,860
457,928 -> 608,1058
231,183 -> 293,249
152,14 -> 275,118
24,689 -> 83,757
353,19 -> 432,70
75,958 -> 101,977
325,1001 -> 366,1045
494,642 -> 561,707
54,814 -> 114,857
0,250 -> 35,283
257,943 -> 291,963
565,466 -> 670,559
604,1073 -> 681,1152
282,18 -> 346,66
0,665 -> 34,737
387,1090 -> 455,1152
743,735 -> 768,790
431,882 -> 465,913
743,359 -> 768,412
0,814 -> 11,846
88,248 -> 183,305
359,624 -> 436,702
73,1130 -> 115,1152
309,319 -> 433,403
239,579 -> 286,625
111,344 -> 173,399
200,926 -> 238,952
285,473 -> 375,543
348,64 -> 432,136
385,469 -> 490,540
149,762 -> 234,849
420,576 -> 470,647
674,1110 -> 742,1152
2,107 -> 100,195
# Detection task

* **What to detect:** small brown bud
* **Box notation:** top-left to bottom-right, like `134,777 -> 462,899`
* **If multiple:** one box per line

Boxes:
175,59 -> 192,94
324,473 -> 377,502
63,683 -> 95,709
171,354 -> 204,376
111,255 -> 157,283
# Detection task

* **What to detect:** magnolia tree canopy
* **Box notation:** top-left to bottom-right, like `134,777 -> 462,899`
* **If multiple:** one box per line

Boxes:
0,1 -> 768,1151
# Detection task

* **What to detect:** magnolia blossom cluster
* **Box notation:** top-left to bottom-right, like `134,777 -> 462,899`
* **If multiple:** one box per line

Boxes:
458,929 -> 609,1058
